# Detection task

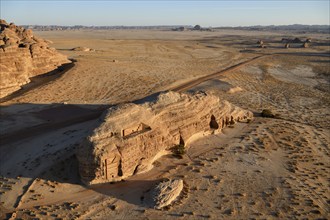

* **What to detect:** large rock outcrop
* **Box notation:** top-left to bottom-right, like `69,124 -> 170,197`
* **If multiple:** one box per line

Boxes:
0,19 -> 70,98
77,91 -> 253,185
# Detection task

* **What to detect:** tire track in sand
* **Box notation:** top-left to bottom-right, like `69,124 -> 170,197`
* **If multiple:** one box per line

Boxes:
170,54 -> 269,92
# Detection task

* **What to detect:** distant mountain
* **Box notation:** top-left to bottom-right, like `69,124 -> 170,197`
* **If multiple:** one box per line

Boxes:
21,25 -> 193,31
214,24 -> 330,34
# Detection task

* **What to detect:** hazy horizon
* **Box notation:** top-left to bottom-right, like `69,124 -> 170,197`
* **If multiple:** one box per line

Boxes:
2,22 -> 330,28
1,0 -> 329,27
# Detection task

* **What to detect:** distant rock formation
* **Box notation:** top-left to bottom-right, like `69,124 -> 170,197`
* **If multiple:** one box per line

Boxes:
71,46 -> 94,52
0,19 -> 70,98
285,43 -> 290,48
281,37 -> 303,43
257,40 -> 266,48
193,25 -> 201,30
77,91 -> 253,185
292,37 -> 303,43
172,26 -> 185,31
302,42 -> 309,48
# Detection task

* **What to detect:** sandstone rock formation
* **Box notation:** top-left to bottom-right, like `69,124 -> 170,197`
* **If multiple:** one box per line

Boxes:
71,47 -> 94,52
193,25 -> 201,30
281,38 -> 303,43
77,91 -> 253,185
152,179 -> 183,209
257,40 -> 263,45
293,37 -> 302,43
257,40 -> 266,48
0,19 -> 70,98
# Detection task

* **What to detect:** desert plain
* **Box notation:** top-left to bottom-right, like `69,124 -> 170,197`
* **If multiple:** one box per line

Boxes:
0,28 -> 329,219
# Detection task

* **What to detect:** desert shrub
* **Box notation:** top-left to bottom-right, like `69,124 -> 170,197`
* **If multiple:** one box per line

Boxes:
261,109 -> 275,118
171,144 -> 185,159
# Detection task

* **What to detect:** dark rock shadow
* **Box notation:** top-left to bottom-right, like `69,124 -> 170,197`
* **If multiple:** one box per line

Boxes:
132,91 -> 167,105
0,59 -> 76,104
90,179 -> 162,207
275,51 -> 330,57
0,90 -> 175,190
0,102 -> 110,185
309,60 -> 330,63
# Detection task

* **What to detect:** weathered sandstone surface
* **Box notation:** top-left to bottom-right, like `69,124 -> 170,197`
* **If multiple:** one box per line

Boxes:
77,91 -> 253,185
152,179 -> 184,209
0,19 -> 70,98
71,47 -> 94,52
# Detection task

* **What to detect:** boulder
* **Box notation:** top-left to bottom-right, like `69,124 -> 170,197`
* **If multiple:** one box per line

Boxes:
152,179 -> 184,209
292,37 -> 302,43
72,46 -> 93,52
257,40 -> 263,45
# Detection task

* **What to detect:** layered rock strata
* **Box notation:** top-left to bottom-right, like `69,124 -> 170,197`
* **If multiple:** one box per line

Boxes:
77,91 -> 253,185
0,19 -> 70,98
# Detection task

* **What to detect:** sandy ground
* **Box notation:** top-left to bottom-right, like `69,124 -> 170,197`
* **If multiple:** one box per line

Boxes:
0,29 -> 329,219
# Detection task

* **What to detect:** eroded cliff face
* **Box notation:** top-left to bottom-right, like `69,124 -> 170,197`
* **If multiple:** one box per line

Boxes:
77,91 -> 253,185
0,19 -> 70,98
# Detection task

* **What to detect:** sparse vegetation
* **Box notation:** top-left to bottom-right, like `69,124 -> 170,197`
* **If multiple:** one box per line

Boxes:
109,205 -> 116,210
1,17 -> 329,220
152,160 -> 161,167
171,144 -> 185,159
261,109 -> 275,118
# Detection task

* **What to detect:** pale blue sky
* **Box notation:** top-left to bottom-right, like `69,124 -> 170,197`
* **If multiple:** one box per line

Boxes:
1,1 -> 329,26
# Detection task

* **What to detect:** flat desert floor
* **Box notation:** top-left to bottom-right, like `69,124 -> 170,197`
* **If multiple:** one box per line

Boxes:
0,29 -> 329,219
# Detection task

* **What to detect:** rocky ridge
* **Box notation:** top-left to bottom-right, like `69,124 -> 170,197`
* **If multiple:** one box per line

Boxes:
0,19 -> 70,98
77,91 -> 253,185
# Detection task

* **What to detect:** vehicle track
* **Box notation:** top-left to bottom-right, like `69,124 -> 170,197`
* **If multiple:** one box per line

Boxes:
0,55 -> 269,145
171,54 -> 269,92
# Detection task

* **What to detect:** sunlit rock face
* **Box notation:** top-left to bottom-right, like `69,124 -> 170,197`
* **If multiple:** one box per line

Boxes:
77,91 -> 253,185
0,19 -> 70,98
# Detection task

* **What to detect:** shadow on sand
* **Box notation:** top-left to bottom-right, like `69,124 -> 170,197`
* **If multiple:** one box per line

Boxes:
0,90 -> 175,215
0,59 -> 76,104
90,179 -> 164,207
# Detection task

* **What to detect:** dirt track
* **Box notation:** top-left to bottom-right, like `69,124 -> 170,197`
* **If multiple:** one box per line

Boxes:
171,54 -> 268,92
1,30 -> 329,219
0,55 -> 268,145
